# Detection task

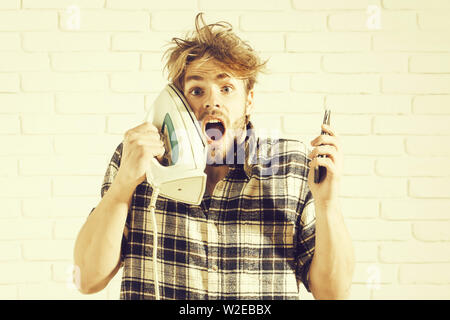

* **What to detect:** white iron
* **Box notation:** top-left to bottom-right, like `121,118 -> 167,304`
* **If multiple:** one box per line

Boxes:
144,83 -> 208,205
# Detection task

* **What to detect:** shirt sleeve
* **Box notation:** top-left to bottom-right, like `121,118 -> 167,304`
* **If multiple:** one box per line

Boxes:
295,147 -> 316,293
90,142 -> 129,266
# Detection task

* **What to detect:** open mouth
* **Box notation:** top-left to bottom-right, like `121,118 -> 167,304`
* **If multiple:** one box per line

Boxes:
203,118 -> 226,143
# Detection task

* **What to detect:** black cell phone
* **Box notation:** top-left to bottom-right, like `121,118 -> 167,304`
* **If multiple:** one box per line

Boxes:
314,108 -> 331,184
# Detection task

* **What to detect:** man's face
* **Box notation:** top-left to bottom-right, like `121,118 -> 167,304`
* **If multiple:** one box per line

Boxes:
183,58 -> 254,165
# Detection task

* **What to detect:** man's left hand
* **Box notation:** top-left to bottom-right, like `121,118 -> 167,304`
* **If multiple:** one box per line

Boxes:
307,124 -> 344,207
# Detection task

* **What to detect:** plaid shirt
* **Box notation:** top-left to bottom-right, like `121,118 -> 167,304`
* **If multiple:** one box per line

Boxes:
98,122 -> 316,300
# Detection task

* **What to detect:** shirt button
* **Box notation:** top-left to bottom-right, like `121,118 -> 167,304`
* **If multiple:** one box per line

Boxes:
211,265 -> 218,272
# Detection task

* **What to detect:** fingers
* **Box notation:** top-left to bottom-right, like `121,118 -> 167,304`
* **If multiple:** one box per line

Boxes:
124,122 -> 161,144
308,145 -> 338,162
310,132 -> 341,152
124,122 -> 159,139
320,124 -> 336,136
308,155 -> 335,174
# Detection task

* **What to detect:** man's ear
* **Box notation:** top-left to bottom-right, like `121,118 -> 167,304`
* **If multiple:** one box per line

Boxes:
245,89 -> 255,116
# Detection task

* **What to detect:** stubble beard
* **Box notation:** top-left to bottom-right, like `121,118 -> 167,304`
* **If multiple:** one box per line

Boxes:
206,112 -> 248,167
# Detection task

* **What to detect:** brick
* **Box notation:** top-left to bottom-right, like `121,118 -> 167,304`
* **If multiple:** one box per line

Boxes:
410,54 -> 450,73
107,0 -> 196,10
292,74 -> 379,93
0,53 -> 49,71
22,197 -> 100,218
52,176 -> 103,197
0,136 -> 52,156
0,94 -> 53,114
286,33 -> 371,52
373,32 -> 450,51
0,33 -> 20,51
0,177 -> 51,197
382,75 -> 450,94
0,219 -> 52,240
353,242 -> 378,262
0,286 -> 17,300
23,32 -> 109,52
199,0 -> 289,10
340,136 -> 404,156
18,282 -> 108,299
410,178 -> 450,198
107,115 -> 148,134
399,264 -> 450,284
347,284 -> 371,300
254,74 -> 290,93
22,240 -> 75,260
151,11 -> 237,32
346,219 -> 411,240
0,199 -> 20,218
328,11 -> 416,31
326,95 -> 411,115
266,53 -> 320,73
380,241 -> 450,262
60,11 -> 149,31
0,0 -> 19,9
19,155 -> 108,176
110,72 -> 165,93
0,262 -> 51,284
0,11 -> 57,31
353,263 -> 397,284
241,13 -> 326,31
22,72 -> 108,92
383,0 -> 450,9
54,135 -> 121,155
341,176 -> 407,198
23,0 -> 104,8
53,218 -> 85,240
0,158 -> 18,177
284,114 -> 371,135
372,284 -> 450,299
56,93 -> 144,114
292,0 -> 372,10
112,32 -> 173,51
51,53 -> 139,71
413,222 -> 450,241
238,32 -> 285,52
374,115 -> 450,135
419,12 -> 450,30
0,74 -> 19,92
413,95 -> 450,114
376,157 -> 450,177
0,116 -> 20,134
0,243 -> 21,261
406,136 -> 450,156
22,115 -> 105,134
251,114 -> 282,133
141,53 -> 166,70
343,157 -> 374,176
381,199 -> 450,220
253,93 -> 323,113
323,53 -> 408,73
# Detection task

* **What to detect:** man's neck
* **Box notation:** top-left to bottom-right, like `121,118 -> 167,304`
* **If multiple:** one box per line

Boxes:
204,165 -> 229,195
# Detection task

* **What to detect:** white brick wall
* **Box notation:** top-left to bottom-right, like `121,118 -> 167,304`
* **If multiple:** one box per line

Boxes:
0,0 -> 449,300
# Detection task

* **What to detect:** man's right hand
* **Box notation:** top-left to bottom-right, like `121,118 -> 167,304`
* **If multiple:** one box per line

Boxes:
116,122 -> 165,188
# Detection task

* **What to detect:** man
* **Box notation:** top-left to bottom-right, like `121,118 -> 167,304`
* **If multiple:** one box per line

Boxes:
74,13 -> 354,300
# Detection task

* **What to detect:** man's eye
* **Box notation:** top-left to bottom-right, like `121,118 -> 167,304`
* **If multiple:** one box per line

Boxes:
222,86 -> 233,93
190,88 -> 203,96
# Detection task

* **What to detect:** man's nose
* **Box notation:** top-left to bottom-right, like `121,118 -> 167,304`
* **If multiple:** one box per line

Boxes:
204,89 -> 221,109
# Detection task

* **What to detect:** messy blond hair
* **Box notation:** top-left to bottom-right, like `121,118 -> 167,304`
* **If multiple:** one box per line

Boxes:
163,13 -> 267,93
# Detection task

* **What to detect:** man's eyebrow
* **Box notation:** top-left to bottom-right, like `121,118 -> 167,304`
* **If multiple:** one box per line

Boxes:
216,73 -> 230,80
185,75 -> 204,82
185,73 -> 231,83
